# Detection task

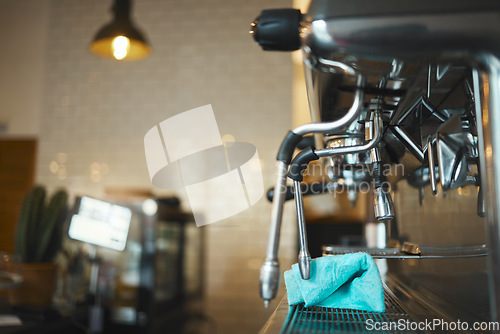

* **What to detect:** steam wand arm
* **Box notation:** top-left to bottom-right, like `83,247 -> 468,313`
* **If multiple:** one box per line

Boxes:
293,179 -> 311,280
260,160 -> 288,308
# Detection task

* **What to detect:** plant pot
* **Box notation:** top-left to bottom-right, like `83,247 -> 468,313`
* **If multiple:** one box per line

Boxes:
8,262 -> 58,308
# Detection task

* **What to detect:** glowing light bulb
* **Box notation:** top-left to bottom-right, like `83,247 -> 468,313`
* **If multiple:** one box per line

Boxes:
112,36 -> 130,60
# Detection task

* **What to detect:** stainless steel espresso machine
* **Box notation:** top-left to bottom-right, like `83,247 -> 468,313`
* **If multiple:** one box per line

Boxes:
251,0 -> 500,332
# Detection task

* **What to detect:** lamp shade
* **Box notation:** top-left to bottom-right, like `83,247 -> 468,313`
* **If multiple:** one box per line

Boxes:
90,0 -> 152,61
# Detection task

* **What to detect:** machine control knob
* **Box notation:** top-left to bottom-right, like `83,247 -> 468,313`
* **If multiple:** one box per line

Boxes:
250,8 -> 302,51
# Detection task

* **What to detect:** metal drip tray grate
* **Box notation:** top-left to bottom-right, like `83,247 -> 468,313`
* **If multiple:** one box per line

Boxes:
281,288 -> 418,333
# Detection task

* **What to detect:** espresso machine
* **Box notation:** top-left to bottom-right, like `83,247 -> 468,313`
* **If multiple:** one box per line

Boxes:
251,0 -> 500,332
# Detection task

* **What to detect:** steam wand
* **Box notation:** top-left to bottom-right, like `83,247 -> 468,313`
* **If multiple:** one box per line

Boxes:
287,147 -> 321,281
293,179 -> 311,280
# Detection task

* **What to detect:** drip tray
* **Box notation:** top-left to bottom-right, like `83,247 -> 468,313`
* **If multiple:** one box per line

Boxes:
261,286 -> 423,334
281,288 -> 417,333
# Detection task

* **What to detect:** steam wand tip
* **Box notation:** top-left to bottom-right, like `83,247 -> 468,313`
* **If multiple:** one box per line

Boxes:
298,254 -> 311,280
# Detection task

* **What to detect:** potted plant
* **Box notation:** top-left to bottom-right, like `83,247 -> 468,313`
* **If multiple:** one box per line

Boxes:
8,185 -> 69,308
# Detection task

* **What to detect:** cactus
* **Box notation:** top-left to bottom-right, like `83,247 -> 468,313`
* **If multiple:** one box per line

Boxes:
15,186 -> 46,262
15,186 -> 69,263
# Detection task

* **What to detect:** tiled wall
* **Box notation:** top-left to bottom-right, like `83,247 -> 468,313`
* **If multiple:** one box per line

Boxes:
37,0 -> 296,332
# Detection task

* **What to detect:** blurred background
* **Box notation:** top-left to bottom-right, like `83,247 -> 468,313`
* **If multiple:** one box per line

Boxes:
0,0 -> 305,333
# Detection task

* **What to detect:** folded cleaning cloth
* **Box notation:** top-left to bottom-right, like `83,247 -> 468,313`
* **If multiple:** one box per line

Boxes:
284,252 -> 385,312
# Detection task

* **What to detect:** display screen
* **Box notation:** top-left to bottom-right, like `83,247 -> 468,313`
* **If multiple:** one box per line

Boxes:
68,196 -> 132,251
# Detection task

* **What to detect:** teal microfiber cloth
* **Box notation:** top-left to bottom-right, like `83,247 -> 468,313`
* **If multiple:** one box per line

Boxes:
284,252 -> 385,312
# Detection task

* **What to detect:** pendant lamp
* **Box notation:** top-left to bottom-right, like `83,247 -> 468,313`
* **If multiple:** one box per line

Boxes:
90,0 -> 152,61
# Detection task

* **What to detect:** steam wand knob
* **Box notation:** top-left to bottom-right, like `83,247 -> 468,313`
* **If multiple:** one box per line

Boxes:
250,8 -> 302,51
